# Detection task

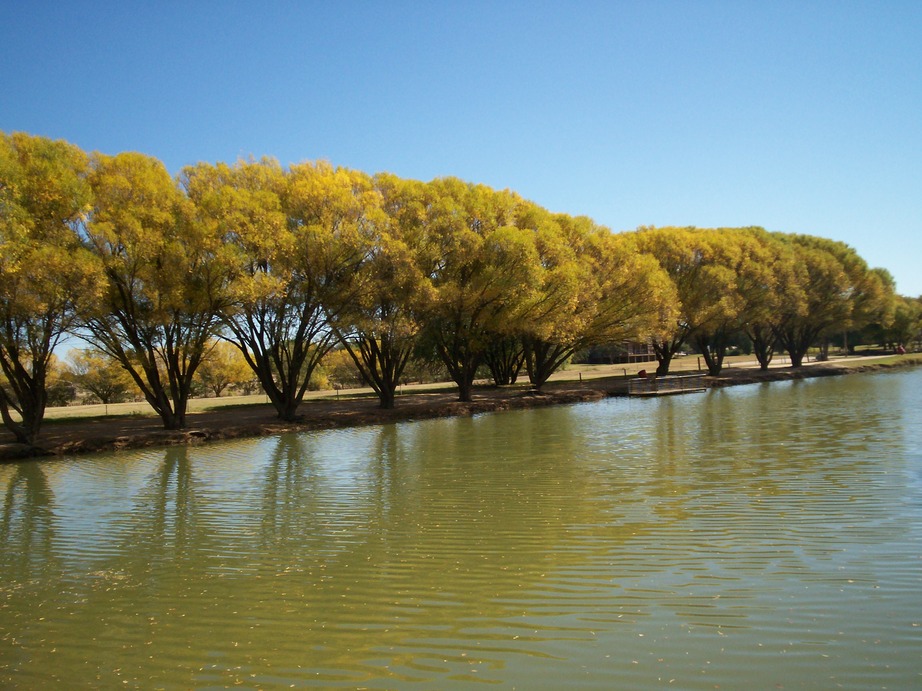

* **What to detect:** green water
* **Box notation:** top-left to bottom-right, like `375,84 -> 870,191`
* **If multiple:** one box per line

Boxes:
2,370 -> 921,689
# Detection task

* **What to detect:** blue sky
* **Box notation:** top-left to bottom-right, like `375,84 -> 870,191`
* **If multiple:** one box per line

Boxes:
3,1 -> 921,296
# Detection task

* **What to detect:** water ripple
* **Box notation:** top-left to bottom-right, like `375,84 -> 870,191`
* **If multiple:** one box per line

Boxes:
2,370 -> 922,688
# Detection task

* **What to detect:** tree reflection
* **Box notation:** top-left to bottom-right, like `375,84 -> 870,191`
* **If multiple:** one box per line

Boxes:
108,445 -> 221,574
0,462 -> 59,579
202,411 -> 623,683
259,433 -> 318,550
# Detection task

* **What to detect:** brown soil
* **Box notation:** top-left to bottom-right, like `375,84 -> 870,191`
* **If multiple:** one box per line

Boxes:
1,380 -> 618,461
3,357 -> 918,462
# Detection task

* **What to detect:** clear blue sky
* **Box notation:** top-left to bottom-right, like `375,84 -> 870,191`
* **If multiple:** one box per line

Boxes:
3,1 -> 921,296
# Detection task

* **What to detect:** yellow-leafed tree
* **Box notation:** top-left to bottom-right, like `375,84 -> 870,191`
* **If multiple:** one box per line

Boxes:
0,132 -> 101,443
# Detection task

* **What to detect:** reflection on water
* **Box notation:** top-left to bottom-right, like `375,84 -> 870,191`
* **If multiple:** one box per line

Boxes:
1,369 -> 921,689
1,463 -> 59,581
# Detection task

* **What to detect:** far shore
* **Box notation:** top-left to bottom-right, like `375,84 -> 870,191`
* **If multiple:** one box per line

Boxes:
3,353 -> 920,462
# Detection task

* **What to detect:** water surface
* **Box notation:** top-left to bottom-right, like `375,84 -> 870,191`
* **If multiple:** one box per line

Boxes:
2,369 -> 921,688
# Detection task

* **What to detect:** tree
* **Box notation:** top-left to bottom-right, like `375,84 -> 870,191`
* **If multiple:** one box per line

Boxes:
319,347 -> 364,389
194,340 -> 253,396
736,229 -> 799,370
771,235 -> 891,367
80,151 -> 232,430
688,228 -> 782,376
884,295 -> 922,350
420,178 -> 542,402
66,348 -> 137,404
629,227 -> 720,375
518,213 -> 675,388
331,174 -> 436,408
44,354 -> 77,407
513,208 -> 586,388
0,132 -> 100,443
185,159 -> 373,420
483,334 -> 525,386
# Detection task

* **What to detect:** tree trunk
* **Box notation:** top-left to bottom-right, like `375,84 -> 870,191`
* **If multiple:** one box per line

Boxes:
0,406 -> 30,444
157,409 -> 185,430
651,332 -> 687,376
378,387 -> 396,410
747,324 -> 774,371
652,342 -> 674,375
275,389 -> 302,422
455,374 -> 474,403
694,332 -> 727,376
432,327 -> 482,403
0,366 -> 48,445
774,323 -> 816,368
484,336 -> 525,386
523,338 -> 572,390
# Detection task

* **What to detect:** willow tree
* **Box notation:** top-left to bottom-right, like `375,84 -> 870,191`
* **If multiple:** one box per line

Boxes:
884,295 -> 922,350
516,212 -> 676,389
738,229 -> 799,370
65,348 -> 137,405
331,173 -> 435,409
483,334 -> 526,386
771,235 -> 891,367
185,159 -> 374,420
629,226 -> 724,375
80,152 -> 232,430
0,132 -> 100,444
194,340 -> 254,397
510,207 -> 583,389
421,178 -> 541,402
687,228 -> 783,376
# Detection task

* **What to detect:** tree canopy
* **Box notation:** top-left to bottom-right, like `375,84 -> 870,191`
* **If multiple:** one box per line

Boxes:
0,131 -> 910,441
79,151 -> 233,430
0,132 -> 100,443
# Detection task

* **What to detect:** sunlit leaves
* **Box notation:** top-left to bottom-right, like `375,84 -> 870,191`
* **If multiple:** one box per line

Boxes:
1,130 -> 908,438
0,131 -> 99,443
81,151 -> 231,429
420,179 -> 543,400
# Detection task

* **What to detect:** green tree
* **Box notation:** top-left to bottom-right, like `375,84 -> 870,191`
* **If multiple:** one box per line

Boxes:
519,214 -> 675,388
80,151 -> 232,429
44,354 -> 77,407
320,347 -> 364,389
483,334 -> 525,386
629,226 -> 721,375
884,295 -> 922,350
737,229 -> 799,370
0,132 -> 100,443
689,228 -> 782,376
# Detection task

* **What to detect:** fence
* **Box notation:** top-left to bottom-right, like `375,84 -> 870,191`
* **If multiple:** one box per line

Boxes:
628,373 -> 708,396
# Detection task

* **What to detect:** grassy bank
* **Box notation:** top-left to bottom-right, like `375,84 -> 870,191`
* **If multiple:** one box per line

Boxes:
4,353 -> 919,461
36,352 -> 821,423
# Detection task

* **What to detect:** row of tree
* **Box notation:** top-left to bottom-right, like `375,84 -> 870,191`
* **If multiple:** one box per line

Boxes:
47,342 -> 259,407
1,131 -> 915,444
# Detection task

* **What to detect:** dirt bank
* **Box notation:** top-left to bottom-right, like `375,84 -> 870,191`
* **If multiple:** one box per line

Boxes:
3,356 -> 919,461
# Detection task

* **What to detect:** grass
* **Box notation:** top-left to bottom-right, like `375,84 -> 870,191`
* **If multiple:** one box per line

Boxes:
37,351 -> 916,423
831,353 -> 922,369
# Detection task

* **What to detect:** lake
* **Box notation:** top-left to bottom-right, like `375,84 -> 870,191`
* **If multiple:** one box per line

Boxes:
2,369 -> 921,689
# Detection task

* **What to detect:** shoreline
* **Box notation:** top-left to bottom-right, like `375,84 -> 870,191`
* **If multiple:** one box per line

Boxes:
3,355 -> 920,462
